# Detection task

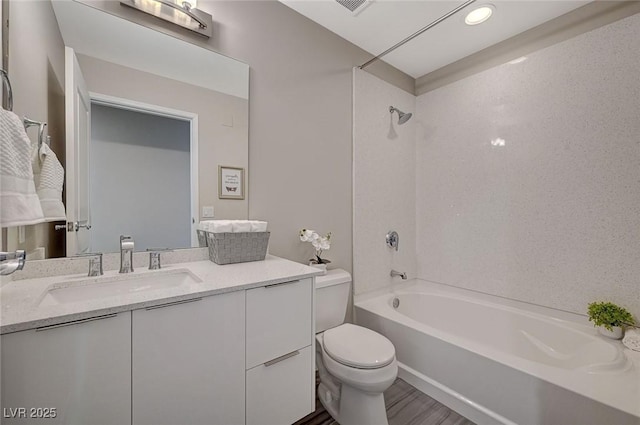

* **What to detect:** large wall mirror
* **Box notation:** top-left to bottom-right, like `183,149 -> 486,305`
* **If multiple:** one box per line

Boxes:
3,0 -> 249,258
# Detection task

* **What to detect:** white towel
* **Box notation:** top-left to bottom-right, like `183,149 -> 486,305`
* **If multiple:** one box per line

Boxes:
622,328 -> 640,352
250,220 -> 268,232
200,220 -> 267,233
32,142 -> 66,221
209,220 -> 233,233
231,220 -> 251,233
0,108 -> 44,227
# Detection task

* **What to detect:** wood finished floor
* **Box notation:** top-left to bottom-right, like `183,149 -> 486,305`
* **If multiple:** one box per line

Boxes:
294,378 -> 475,425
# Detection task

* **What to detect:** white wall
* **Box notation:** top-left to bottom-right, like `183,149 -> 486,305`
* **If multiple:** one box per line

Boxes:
353,69 -> 416,295
90,104 -> 191,252
415,13 -> 640,317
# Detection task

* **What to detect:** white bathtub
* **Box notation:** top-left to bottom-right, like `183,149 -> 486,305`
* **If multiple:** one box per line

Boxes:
355,280 -> 640,425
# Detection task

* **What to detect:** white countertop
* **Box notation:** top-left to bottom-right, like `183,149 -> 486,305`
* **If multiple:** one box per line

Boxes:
1,256 -> 321,334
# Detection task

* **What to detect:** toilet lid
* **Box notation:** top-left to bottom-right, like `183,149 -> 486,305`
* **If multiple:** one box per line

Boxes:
323,324 -> 395,369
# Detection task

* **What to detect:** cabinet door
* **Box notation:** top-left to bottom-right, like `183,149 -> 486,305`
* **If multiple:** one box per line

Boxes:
1,313 -> 131,425
132,292 -> 245,425
246,345 -> 314,425
246,279 -> 312,369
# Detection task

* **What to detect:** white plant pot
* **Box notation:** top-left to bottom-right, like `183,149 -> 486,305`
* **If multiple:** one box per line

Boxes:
309,263 -> 327,275
598,326 -> 624,340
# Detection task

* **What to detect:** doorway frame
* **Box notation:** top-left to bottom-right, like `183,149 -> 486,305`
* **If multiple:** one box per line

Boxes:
90,92 -> 199,247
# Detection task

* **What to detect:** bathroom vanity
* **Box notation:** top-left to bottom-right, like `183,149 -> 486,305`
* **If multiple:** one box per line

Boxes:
0,255 -> 319,425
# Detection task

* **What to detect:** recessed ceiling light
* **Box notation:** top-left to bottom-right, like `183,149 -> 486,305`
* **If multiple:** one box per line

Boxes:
465,5 -> 495,26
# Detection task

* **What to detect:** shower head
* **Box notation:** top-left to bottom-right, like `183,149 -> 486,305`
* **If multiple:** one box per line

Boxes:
389,106 -> 412,125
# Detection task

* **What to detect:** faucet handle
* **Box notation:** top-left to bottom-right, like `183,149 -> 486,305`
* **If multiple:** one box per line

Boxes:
146,248 -> 172,270
120,235 -> 135,251
0,250 -> 26,262
74,252 -> 103,277
0,250 -> 26,276
386,230 -> 399,251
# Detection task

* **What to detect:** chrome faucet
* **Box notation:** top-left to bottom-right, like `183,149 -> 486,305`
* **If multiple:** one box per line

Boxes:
0,250 -> 26,275
390,269 -> 407,280
75,252 -> 103,277
146,248 -> 171,270
119,235 -> 135,274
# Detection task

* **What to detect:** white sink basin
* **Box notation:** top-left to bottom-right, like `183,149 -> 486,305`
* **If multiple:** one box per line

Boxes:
38,269 -> 201,307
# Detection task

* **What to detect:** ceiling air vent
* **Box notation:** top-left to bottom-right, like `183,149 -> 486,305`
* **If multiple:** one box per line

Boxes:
335,0 -> 373,16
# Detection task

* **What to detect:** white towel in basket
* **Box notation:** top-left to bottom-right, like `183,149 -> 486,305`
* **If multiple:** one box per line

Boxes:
199,220 -> 267,233
250,221 -> 268,232
231,220 -> 252,232
199,220 -> 233,233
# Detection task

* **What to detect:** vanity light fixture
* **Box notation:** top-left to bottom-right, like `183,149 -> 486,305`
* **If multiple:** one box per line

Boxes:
464,4 -> 495,26
120,0 -> 213,37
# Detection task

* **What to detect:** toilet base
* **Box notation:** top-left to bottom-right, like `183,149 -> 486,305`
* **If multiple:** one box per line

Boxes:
338,383 -> 389,425
315,330 -> 395,425
318,382 -> 340,420
318,381 -> 389,425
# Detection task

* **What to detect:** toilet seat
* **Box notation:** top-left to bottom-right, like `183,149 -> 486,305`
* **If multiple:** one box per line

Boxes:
322,324 -> 395,369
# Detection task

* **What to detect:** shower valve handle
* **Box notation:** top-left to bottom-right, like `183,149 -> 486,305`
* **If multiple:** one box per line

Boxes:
386,230 -> 399,251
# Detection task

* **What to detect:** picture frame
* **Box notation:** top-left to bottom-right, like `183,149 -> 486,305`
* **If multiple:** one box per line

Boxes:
218,166 -> 245,200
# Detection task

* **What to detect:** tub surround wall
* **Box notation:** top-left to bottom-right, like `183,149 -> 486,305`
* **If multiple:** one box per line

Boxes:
415,13 -> 640,317
353,69 -> 416,295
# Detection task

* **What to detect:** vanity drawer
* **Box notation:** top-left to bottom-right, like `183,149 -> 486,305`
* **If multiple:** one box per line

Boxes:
246,278 -> 312,369
246,345 -> 314,425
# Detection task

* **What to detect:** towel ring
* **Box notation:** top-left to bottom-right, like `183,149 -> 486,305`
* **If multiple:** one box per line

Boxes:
23,117 -> 48,148
0,69 -> 12,111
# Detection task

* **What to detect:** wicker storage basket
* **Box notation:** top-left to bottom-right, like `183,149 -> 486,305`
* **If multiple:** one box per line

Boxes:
205,231 -> 270,265
197,230 -> 209,247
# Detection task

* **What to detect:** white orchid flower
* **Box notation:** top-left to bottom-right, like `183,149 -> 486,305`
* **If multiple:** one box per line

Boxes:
318,237 -> 330,251
300,228 -> 333,264
299,229 -> 316,242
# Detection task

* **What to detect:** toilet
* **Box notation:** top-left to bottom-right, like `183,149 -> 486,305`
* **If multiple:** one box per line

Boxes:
315,269 -> 397,425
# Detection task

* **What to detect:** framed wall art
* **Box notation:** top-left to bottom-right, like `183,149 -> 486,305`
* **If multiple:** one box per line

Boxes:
218,166 -> 245,200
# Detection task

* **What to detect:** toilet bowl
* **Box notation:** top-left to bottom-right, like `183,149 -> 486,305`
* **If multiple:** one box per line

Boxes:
315,270 -> 398,425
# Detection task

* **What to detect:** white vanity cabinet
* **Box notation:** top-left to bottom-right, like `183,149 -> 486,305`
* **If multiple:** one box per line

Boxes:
132,291 -> 245,425
245,278 -> 315,425
0,312 -> 131,425
1,270 -> 316,425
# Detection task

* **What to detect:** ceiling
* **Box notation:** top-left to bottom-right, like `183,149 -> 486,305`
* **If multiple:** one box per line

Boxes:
278,0 -> 590,78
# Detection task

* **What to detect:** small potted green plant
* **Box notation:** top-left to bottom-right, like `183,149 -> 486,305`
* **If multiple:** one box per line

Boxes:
587,301 -> 635,340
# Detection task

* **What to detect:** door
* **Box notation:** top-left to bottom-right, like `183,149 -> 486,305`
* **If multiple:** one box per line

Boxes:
64,47 -> 91,255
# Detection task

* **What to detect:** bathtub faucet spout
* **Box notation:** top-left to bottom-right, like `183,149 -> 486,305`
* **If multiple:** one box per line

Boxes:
390,269 -> 407,280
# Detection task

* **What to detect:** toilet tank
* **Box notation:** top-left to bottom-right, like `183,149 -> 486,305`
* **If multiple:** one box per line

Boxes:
315,269 -> 352,333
